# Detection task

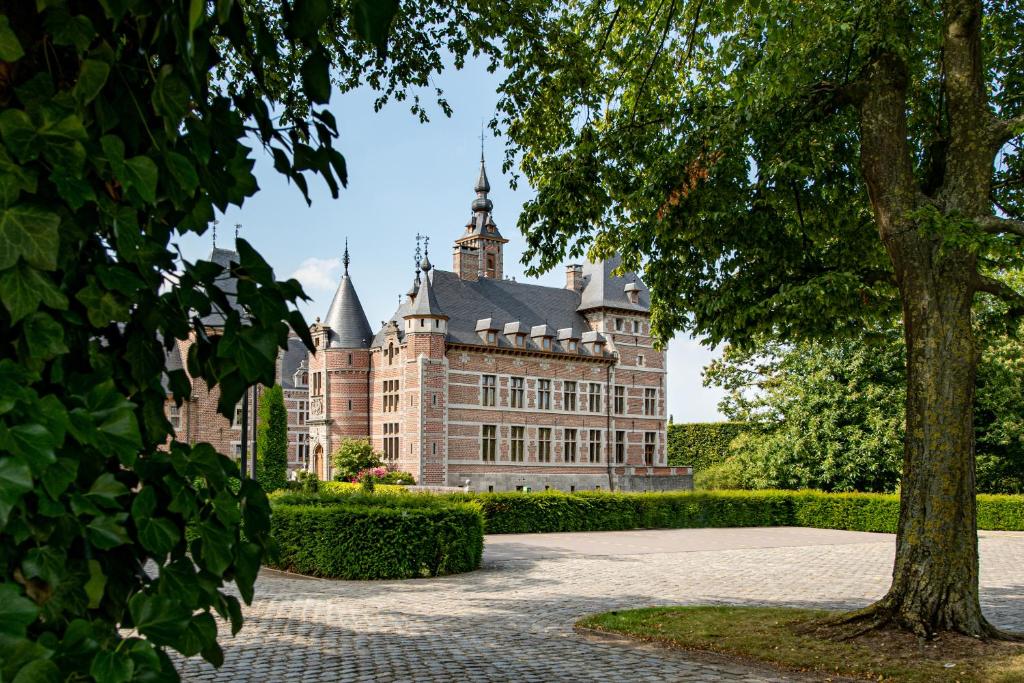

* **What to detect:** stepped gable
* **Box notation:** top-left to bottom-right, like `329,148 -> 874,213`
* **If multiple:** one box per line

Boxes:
577,254 -> 651,312
322,242 -> 374,349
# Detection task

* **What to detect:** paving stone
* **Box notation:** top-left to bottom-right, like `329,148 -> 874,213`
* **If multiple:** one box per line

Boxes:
174,527 -> 1024,682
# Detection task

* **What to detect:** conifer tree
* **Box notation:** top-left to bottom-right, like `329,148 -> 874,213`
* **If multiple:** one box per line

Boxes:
256,386 -> 289,492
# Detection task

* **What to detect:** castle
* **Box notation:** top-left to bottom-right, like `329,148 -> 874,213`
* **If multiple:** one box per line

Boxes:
304,153 -> 690,492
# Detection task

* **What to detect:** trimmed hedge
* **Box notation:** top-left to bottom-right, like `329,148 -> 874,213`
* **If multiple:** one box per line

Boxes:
667,422 -> 748,471
449,489 -> 1024,535
268,491 -> 483,579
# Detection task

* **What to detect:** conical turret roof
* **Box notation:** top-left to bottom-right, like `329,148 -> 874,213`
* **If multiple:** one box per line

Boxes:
323,244 -> 374,348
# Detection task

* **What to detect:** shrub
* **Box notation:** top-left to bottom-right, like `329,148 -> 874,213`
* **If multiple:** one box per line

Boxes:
453,489 -> 1024,535
268,493 -> 484,579
694,458 -> 748,490
256,385 -> 289,492
332,439 -> 384,481
667,422 -> 748,471
379,470 -> 416,485
295,470 -> 320,494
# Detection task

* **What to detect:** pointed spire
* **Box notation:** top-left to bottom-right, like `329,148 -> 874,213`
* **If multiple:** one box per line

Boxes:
322,244 -> 373,348
343,237 -> 350,275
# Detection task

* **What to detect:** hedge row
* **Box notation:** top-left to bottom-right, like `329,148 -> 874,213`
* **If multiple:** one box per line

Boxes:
268,492 -> 483,579
448,490 -> 1024,535
667,422 -> 748,471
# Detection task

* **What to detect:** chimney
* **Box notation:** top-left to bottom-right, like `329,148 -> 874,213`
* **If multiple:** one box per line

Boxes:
565,264 -> 583,291
454,245 -> 480,281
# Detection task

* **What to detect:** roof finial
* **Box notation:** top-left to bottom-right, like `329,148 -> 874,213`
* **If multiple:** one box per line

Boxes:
420,235 -> 432,272
212,219 -> 218,247
234,223 -> 241,242
414,233 -> 423,284
480,120 -> 485,163
343,238 -> 350,274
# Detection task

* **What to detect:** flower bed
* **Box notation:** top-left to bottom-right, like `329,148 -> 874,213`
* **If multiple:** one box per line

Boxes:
267,491 -> 484,579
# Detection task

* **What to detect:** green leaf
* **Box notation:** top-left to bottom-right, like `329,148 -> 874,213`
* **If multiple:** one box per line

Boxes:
86,473 -> 129,506
90,650 -> 134,683
22,547 -> 64,585
87,513 -> 131,549
123,156 -> 158,203
301,50 -> 331,104
44,10 -> 95,51
137,516 -> 180,555
0,261 -> 66,323
39,114 -> 87,172
74,60 -> 110,105
0,583 -> 38,637
0,453 -> 33,494
165,151 -> 199,194
351,0 -> 399,55
84,559 -> 106,609
11,658 -> 60,683
9,422 -> 57,467
177,611 -> 217,657
23,311 -> 68,359
0,203 -> 60,270
196,521 -> 234,575
152,67 -> 189,123
289,0 -> 330,40
128,593 -> 190,646
0,109 -> 38,162
75,281 -> 125,327
0,16 -> 24,62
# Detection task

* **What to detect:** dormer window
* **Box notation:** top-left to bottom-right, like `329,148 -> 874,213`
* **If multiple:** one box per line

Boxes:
476,318 -> 499,345
557,327 -> 580,354
624,282 -> 641,305
503,321 -> 526,348
514,335 -> 525,348
531,324 -> 554,352
581,331 -> 606,355
568,341 -> 578,352
487,331 -> 496,344
542,338 -> 551,350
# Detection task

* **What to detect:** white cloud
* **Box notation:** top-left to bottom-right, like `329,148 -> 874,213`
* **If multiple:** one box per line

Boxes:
291,257 -> 340,292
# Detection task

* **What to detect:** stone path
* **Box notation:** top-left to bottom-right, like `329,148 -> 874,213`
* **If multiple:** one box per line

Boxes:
177,528 -> 1024,681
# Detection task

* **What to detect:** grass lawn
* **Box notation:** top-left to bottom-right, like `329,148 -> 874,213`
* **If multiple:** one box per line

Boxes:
576,606 -> 1024,682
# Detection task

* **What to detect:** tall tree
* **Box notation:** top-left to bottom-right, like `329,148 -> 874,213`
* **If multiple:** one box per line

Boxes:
255,386 -> 289,492
0,1 -> 398,680
493,0 -> 1024,637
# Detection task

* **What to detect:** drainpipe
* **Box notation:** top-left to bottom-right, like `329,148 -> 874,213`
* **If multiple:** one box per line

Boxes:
606,356 -> 615,491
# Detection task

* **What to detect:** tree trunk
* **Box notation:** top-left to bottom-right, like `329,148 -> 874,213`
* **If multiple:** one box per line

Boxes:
873,244 -> 993,637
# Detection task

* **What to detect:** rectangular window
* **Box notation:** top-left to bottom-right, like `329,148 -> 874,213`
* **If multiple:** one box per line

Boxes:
510,377 -> 524,408
615,430 -> 625,464
644,432 -> 656,465
563,381 -> 577,411
481,425 -> 497,461
311,373 -> 322,396
589,429 -> 602,463
564,428 -> 577,463
614,386 -> 625,414
167,403 -> 181,430
234,402 -> 243,426
644,388 -> 657,416
383,379 -> 400,413
538,428 -> 551,462
510,426 -> 524,462
632,320 -> 641,334
537,379 -> 551,410
615,317 -> 623,331
481,375 -> 496,407
588,383 -> 602,413
383,423 -> 400,461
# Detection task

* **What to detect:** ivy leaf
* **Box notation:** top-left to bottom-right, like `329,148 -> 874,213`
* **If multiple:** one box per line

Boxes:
0,262 -> 68,323
84,560 -> 106,609
0,16 -> 23,61
0,109 -> 39,162
87,513 -> 131,549
39,114 -> 88,172
0,203 -> 60,270
89,650 -> 134,683
9,423 -> 57,467
301,50 -> 331,104
0,583 -> 38,637
128,593 -> 190,646
152,67 -> 189,123
0,453 -> 33,495
137,516 -> 180,555
164,151 -> 199,194
23,311 -> 69,360
22,547 -> 65,586
85,473 -> 129,507
351,0 -> 399,56
122,156 -> 158,203
11,658 -> 60,683
74,60 -> 110,105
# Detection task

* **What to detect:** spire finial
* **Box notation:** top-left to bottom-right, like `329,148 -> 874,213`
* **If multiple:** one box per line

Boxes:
414,233 -> 423,283
234,223 -> 241,242
212,219 -> 218,248
343,238 -> 350,274
480,121 -> 485,163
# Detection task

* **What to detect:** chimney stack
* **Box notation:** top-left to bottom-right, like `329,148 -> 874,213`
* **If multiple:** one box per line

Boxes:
565,264 -> 584,291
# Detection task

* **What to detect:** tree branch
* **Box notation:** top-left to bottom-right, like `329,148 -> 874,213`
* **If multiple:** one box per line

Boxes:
992,114 -> 1024,146
974,274 -> 1024,315
977,215 -> 1024,237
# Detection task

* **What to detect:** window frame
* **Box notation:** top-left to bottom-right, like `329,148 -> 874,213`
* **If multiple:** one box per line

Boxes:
563,428 -> 577,463
481,374 -> 496,406
481,424 -> 497,462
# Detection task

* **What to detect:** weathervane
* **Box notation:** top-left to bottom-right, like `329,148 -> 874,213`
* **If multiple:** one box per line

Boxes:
414,233 -> 423,283
212,219 -> 218,247
343,237 -> 350,274
234,223 -> 241,243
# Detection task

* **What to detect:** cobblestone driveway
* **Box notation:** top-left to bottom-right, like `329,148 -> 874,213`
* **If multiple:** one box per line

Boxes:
177,528 -> 1024,682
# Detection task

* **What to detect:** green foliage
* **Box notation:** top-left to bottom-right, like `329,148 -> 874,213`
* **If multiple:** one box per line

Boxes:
705,329 -> 906,493
360,474 -> 376,493
694,459 -> 748,490
331,439 -> 383,481
294,470 -> 320,494
255,385 -> 288,492
0,1 -> 397,680
267,493 -> 484,579
457,490 -> 1024,535
667,422 -> 747,471
378,470 -> 416,485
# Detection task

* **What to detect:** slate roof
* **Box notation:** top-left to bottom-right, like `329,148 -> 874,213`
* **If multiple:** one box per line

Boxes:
405,262 -> 446,318
280,336 -> 309,389
199,247 -> 244,327
577,254 -> 651,313
161,342 -> 186,394
323,272 -> 374,349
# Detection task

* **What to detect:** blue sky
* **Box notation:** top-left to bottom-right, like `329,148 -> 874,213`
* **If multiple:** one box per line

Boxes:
175,57 -> 726,422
